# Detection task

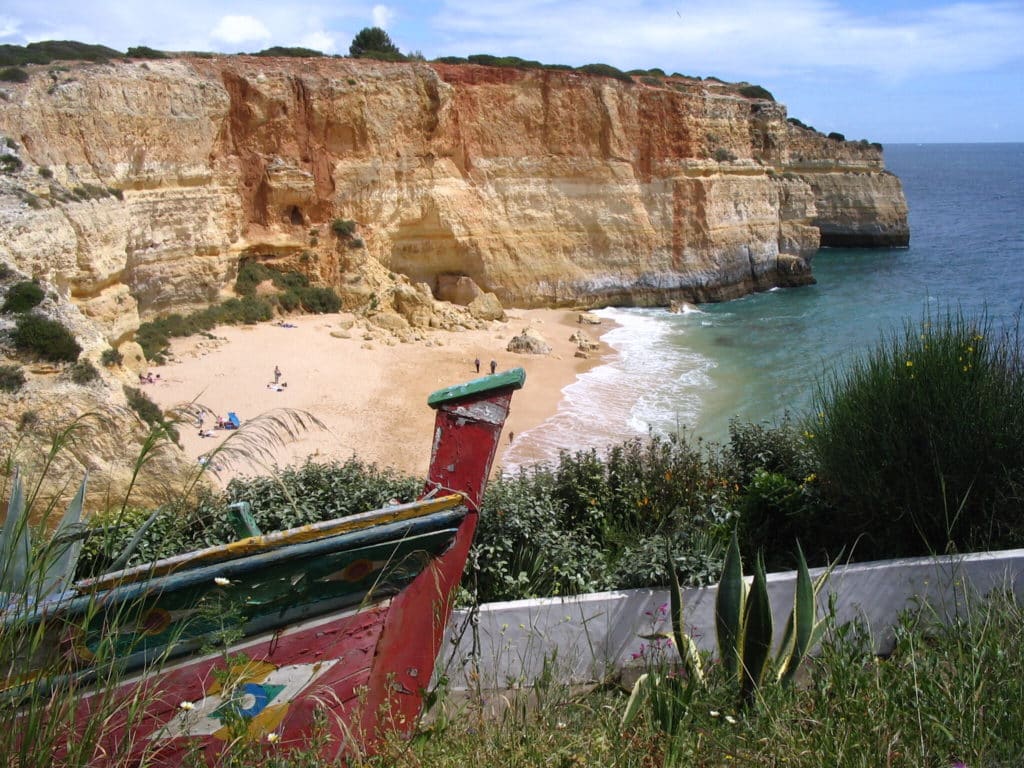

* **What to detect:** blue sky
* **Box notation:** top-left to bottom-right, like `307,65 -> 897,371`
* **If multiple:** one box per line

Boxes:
2,1 -> 1022,143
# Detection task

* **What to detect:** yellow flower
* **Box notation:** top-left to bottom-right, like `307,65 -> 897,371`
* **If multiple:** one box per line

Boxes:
179,701 -> 195,711
905,360 -> 913,368
267,733 -> 280,744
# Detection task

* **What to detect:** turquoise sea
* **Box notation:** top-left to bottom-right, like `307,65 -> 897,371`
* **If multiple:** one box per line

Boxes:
504,143 -> 1024,470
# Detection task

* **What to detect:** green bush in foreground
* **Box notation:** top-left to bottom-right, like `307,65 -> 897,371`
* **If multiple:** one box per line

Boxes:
12,313 -> 81,362
811,310 -> 1024,560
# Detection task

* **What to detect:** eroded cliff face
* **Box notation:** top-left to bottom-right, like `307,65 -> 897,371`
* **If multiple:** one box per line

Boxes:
0,56 -> 907,329
0,57 -> 907,501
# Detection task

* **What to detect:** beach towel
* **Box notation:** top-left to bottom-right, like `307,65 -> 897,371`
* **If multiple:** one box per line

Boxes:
227,412 -> 241,429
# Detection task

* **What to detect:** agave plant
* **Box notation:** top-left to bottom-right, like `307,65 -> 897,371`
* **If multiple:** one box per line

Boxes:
0,467 -> 88,605
624,533 -> 836,730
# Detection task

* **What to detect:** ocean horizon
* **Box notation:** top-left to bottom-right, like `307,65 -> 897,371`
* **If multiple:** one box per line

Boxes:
502,142 -> 1024,472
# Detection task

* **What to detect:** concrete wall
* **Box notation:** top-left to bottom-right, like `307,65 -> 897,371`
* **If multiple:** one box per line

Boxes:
436,548 -> 1024,691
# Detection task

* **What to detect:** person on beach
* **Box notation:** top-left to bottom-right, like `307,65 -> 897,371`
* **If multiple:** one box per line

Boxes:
274,365 -> 282,384
474,358 -> 481,373
509,431 -> 514,444
490,360 -> 497,374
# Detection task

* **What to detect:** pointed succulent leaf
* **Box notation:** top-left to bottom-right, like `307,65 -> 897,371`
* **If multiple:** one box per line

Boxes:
39,474 -> 88,597
777,541 -> 815,685
622,672 -> 653,727
1,468 -> 30,594
740,553 -> 773,706
669,555 -> 705,686
106,506 -> 164,573
715,531 -> 746,681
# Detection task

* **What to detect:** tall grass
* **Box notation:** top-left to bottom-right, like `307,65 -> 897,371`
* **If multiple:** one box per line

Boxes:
371,589 -> 1024,768
811,310 -> 1024,560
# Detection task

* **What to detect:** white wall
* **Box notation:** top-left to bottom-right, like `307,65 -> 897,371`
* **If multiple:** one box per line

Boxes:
435,548 -> 1024,691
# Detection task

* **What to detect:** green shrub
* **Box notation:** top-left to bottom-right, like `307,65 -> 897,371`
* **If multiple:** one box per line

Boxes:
0,364 -> 25,393
0,40 -> 120,67
714,148 -> 737,162
738,84 -> 775,101
234,260 -> 275,296
469,436 -> 736,601
253,46 -> 323,58
278,289 -> 302,311
83,459 -> 421,571
727,419 -> 827,569
810,310 -> 1024,560
220,296 -> 274,324
17,410 -> 38,430
0,263 -> 13,279
578,63 -> 633,83
100,347 -> 123,367
38,166 -> 53,179
12,314 -> 81,362
0,154 -> 23,174
69,358 -> 99,384
125,45 -> 166,59
2,280 -> 44,313
123,385 -> 178,442
331,218 -> 356,237
827,132 -> 846,142
0,66 -> 28,83
349,27 -> 401,58
298,286 -> 342,313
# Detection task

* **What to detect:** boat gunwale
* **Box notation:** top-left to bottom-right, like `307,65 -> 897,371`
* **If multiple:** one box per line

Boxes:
75,493 -> 467,591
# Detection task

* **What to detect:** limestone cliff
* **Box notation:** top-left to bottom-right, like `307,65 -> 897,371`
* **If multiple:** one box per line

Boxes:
0,56 -> 907,499
0,56 -> 907,327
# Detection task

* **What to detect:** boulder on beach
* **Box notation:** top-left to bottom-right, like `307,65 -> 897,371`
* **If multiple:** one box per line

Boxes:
506,327 -> 552,355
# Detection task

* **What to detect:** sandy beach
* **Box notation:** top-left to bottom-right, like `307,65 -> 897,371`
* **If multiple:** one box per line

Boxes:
144,309 -> 611,483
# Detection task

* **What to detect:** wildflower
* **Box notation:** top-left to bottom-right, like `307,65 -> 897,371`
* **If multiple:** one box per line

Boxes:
906,360 -> 914,368
267,732 -> 280,744
725,714 -> 737,725
179,701 -> 195,711
710,710 -> 720,717
214,577 -> 231,587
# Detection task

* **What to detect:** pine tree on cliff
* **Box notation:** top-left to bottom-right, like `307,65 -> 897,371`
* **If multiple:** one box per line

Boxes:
349,27 -> 404,60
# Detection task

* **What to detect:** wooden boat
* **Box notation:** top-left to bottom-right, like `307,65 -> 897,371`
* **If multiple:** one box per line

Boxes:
2,368 -> 525,765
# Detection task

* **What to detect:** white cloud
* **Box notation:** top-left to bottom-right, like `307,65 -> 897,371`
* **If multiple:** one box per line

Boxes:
429,0 -> 1024,82
211,15 -> 271,45
372,4 -> 395,29
301,30 -> 336,54
0,16 -> 20,39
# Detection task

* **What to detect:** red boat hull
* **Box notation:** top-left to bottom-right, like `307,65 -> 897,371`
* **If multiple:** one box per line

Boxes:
53,369 -> 523,765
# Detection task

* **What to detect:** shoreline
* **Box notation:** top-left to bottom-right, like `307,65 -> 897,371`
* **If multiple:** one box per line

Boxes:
145,309 -> 615,483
